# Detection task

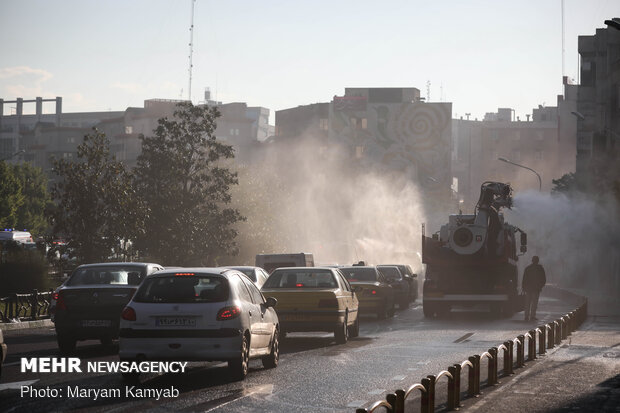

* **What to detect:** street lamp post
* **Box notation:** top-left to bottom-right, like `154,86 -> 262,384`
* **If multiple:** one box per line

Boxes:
1,149 -> 25,162
497,157 -> 542,191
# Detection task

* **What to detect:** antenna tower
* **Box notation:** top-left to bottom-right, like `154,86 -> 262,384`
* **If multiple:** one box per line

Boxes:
188,0 -> 196,103
426,80 -> 431,102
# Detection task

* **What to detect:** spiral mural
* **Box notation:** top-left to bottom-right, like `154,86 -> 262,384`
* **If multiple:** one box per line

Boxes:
329,99 -> 452,191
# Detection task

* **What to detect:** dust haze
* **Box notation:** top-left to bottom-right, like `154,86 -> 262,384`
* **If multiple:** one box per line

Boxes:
232,136 -> 432,272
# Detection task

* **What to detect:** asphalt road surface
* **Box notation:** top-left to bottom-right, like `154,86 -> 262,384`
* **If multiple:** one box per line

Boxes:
0,295 -> 577,413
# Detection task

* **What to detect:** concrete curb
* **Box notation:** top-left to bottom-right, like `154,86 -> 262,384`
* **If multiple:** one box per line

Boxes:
0,319 -> 53,331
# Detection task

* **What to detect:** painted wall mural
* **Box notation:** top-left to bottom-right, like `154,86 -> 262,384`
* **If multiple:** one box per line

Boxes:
329,101 -> 452,191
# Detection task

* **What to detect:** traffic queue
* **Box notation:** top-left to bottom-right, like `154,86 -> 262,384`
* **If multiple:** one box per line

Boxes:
48,254 -> 419,381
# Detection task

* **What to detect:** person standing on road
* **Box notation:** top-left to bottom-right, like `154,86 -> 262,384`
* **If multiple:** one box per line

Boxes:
522,255 -> 546,321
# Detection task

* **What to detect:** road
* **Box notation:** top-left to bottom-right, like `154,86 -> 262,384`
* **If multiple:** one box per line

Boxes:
0,295 -> 577,413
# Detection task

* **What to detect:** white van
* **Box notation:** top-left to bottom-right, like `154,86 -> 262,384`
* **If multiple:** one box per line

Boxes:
0,230 -> 33,244
255,253 -> 314,274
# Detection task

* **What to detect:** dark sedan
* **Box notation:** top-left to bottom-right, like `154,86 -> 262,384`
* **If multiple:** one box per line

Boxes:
377,265 -> 410,309
51,262 -> 163,354
382,264 -> 419,302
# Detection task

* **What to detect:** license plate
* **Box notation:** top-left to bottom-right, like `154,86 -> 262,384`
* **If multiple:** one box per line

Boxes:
156,317 -> 196,327
82,319 -> 111,327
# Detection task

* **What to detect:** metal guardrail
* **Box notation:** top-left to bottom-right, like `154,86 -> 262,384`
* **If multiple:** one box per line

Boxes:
0,289 -> 54,322
356,299 -> 588,413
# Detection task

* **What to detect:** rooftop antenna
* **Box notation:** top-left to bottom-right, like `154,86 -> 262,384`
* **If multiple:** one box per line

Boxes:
188,0 -> 196,103
426,80 -> 431,102
561,0 -> 565,84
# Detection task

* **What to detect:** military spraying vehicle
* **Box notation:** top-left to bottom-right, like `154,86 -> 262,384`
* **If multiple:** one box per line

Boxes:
422,182 -> 527,317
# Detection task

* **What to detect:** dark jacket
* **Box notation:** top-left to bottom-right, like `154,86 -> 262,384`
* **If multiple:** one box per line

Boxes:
522,263 -> 546,292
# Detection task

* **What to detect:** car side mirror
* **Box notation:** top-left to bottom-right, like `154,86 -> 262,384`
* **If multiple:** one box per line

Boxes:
265,296 -> 277,308
412,273 -> 418,278
128,272 -> 142,286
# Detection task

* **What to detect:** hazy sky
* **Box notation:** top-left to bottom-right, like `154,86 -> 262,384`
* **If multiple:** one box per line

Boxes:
1,0 -> 618,122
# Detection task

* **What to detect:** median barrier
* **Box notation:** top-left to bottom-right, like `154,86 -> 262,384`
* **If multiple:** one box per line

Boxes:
355,297 -> 588,412
0,289 -> 53,323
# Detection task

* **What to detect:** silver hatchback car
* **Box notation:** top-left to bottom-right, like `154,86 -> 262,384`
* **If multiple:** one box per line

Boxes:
119,268 -> 279,381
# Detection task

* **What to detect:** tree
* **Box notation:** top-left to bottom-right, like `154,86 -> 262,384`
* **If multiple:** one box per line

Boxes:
50,130 -> 141,262
0,161 -> 23,229
134,103 -> 244,265
13,162 -> 51,235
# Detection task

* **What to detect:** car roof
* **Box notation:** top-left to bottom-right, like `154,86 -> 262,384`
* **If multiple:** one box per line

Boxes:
75,262 -> 159,268
340,266 -> 376,270
219,266 -> 258,270
146,267 -> 241,278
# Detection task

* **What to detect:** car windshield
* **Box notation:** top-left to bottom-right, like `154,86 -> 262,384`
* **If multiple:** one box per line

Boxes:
133,275 -> 229,303
234,269 -> 257,282
379,267 -> 402,280
340,268 -> 377,282
67,266 -> 144,286
263,270 -> 337,288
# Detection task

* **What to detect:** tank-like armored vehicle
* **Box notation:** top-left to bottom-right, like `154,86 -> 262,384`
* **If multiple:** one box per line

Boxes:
422,182 -> 527,317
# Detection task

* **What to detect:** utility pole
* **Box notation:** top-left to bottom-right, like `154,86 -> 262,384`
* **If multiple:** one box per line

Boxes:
188,0 -> 196,103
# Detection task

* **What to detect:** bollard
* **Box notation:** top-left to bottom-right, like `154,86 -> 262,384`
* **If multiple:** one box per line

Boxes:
528,330 -> 537,360
567,311 -> 574,335
504,340 -> 514,375
355,409 -> 368,413
452,364 -> 462,408
426,375 -> 436,413
467,356 -> 477,397
486,348 -> 498,386
538,326 -> 547,355
394,389 -> 405,413
8,293 -> 17,320
421,377 -> 431,413
386,393 -> 396,412
474,354 -> 481,395
555,320 -> 562,345
561,317 -> 568,340
447,366 -> 457,410
517,335 -> 525,367
548,323 -> 555,349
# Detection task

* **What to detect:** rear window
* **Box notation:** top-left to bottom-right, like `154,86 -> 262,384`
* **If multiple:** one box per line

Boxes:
236,269 -> 257,282
67,266 -> 144,286
340,267 -> 377,282
263,270 -> 337,289
133,275 -> 229,303
379,267 -> 402,280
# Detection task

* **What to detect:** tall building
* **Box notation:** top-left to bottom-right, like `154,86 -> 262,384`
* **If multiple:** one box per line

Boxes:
576,24 -> 620,179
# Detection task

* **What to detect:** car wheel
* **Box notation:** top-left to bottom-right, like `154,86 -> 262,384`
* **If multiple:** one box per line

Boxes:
399,297 -> 409,309
335,314 -> 349,344
57,332 -> 76,355
349,316 -> 360,338
387,303 -> 396,318
262,329 -> 279,369
423,301 -> 436,318
229,334 -> 250,381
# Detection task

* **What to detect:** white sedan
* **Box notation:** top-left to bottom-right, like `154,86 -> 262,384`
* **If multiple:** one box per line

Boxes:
119,268 -> 279,381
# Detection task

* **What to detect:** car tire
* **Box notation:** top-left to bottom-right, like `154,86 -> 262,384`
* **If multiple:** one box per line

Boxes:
349,316 -> 360,338
229,334 -> 250,381
387,303 -> 396,318
423,301 -> 436,318
262,329 -> 279,369
57,332 -> 76,355
335,314 -> 349,344
399,297 -> 409,309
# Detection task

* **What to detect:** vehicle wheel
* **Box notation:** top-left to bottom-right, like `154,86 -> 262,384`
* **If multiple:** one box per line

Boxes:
335,314 -> 349,344
349,316 -> 360,338
387,304 -> 396,318
229,334 -> 250,381
262,329 -> 279,369
423,301 -> 436,318
399,297 -> 410,309
57,333 -> 76,354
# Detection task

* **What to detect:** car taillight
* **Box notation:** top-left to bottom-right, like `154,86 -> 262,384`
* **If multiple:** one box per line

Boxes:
121,306 -> 136,321
363,289 -> 378,296
318,299 -> 338,308
217,306 -> 241,320
54,291 -> 67,311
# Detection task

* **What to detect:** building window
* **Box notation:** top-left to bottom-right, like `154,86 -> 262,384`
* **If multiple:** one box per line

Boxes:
361,118 -> 367,129
67,137 -> 75,143
125,126 -> 133,134
319,118 -> 328,130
